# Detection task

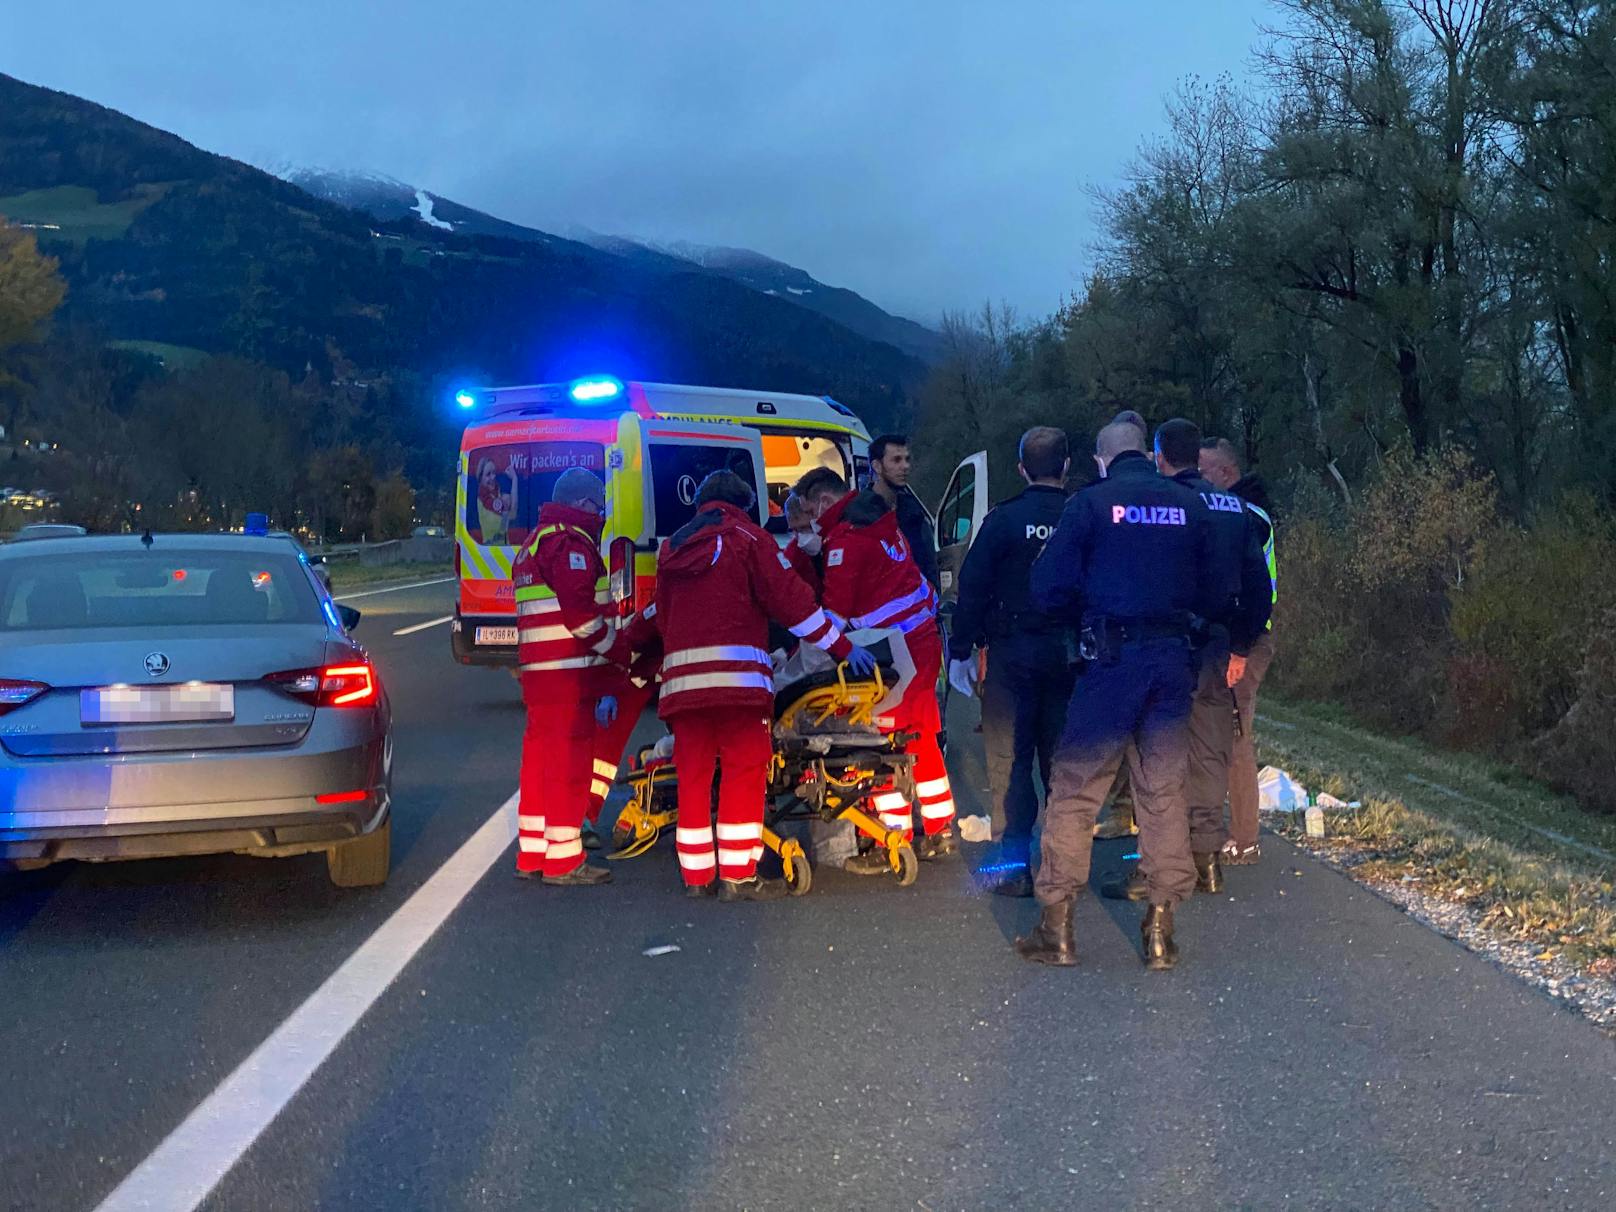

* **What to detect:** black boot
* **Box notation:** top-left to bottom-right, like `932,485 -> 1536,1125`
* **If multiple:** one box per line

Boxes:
1014,899 -> 1078,967
1141,903 -> 1178,971
1100,867 -> 1149,901
542,861 -> 614,887
718,876 -> 789,902
989,867 -> 1034,898
916,829 -> 958,861
1193,851 -> 1223,894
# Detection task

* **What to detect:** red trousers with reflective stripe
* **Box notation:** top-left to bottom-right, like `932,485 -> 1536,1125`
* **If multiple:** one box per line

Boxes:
874,625 -> 955,838
518,672 -> 594,876
586,675 -> 655,824
670,707 -> 772,885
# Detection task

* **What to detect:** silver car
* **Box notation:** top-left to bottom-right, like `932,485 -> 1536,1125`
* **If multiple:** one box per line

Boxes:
0,534 -> 392,886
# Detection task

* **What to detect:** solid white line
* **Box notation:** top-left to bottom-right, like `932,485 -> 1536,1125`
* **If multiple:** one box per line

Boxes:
94,792 -> 520,1212
392,614 -> 454,637
334,576 -> 455,601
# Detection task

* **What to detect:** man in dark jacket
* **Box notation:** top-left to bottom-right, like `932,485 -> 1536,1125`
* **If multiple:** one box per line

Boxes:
1200,438 -> 1277,865
1019,420 -> 1224,971
946,427 -> 1073,897
1100,419 -> 1271,900
868,434 -> 940,590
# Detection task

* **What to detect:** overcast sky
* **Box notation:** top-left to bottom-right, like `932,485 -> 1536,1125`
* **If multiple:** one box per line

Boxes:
3,0 -> 1270,323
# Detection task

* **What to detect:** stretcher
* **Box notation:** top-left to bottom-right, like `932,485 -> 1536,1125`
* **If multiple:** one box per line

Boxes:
607,661 -> 920,893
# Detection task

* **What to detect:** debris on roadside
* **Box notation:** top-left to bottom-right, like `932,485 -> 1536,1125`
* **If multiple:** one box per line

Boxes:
1257,766 -> 1310,813
642,944 -> 681,958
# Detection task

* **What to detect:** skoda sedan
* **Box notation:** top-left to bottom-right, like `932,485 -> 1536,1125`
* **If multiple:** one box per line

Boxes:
0,534 -> 392,886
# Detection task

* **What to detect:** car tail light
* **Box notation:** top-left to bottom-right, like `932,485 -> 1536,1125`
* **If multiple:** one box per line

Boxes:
266,664 -> 379,708
316,789 -> 370,805
0,678 -> 48,716
607,536 -> 636,620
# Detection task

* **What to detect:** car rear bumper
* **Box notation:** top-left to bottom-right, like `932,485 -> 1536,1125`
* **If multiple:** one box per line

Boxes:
0,793 -> 388,866
451,613 -> 517,667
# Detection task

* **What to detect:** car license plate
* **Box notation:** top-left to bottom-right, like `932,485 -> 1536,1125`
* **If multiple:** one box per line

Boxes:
81,684 -> 236,726
475,626 -> 518,646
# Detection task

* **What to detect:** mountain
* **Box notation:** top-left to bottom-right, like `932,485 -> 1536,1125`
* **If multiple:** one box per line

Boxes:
0,74 -> 922,432
282,166 -> 944,365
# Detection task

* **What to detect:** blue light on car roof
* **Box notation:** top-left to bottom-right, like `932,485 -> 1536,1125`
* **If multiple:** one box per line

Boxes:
454,389 -> 478,409
568,375 -> 624,404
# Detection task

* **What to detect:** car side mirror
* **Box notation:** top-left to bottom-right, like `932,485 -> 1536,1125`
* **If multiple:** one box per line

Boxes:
337,604 -> 362,632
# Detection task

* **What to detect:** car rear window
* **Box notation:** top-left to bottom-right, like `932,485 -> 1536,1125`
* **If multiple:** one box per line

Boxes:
0,549 -> 322,631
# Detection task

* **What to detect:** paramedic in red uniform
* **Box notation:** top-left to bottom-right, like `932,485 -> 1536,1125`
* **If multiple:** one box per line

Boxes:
511,467 -> 624,885
627,470 -> 876,901
819,487 -> 959,865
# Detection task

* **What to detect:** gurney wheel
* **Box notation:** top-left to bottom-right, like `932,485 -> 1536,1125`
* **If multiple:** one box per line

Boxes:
893,844 -> 919,888
784,849 -> 813,897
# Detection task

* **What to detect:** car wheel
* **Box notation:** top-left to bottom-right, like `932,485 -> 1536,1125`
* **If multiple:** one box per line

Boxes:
327,817 -> 391,888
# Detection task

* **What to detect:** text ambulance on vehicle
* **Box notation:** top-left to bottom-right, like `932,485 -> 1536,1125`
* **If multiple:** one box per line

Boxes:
449,375 -> 992,667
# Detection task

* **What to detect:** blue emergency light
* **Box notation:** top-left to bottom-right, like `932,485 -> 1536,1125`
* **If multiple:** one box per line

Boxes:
568,375 -> 624,404
244,512 -> 269,536
454,389 -> 478,410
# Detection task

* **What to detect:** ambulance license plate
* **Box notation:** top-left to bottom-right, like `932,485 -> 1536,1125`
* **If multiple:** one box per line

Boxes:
475,627 -> 518,646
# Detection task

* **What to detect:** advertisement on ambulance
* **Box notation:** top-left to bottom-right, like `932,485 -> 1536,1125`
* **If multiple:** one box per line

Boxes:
463,440 -> 605,550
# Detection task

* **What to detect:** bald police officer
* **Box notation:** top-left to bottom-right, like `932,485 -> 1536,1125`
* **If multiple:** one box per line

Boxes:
1016,420 -> 1222,970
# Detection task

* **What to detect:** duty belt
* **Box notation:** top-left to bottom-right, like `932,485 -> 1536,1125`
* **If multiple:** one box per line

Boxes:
1079,616 -> 1189,664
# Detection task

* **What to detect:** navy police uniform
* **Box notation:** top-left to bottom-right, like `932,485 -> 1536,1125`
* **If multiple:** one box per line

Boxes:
1170,468 -> 1274,861
947,484 -> 1073,874
1028,450 -> 1222,911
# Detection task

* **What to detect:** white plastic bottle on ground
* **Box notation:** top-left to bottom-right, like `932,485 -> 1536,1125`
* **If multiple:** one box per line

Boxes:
1304,798 -> 1325,838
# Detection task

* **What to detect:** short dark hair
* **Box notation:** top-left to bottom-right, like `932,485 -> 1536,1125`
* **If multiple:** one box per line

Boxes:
1113,409 -> 1148,434
1018,426 -> 1069,480
794,466 -> 848,502
1200,437 -> 1243,474
1154,418 -> 1203,471
868,434 -> 909,464
694,470 -> 755,510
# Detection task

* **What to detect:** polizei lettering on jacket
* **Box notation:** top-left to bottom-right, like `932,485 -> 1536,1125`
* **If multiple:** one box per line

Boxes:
1198,491 -> 1245,514
1110,504 -> 1188,526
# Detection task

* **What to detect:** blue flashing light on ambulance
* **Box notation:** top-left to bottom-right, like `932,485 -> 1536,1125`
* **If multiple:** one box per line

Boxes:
449,376 -> 991,668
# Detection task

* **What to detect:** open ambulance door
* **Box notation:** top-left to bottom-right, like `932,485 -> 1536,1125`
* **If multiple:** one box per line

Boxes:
608,413 -> 768,613
933,450 -> 989,609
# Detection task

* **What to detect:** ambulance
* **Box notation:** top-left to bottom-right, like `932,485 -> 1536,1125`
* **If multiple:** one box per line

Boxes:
449,375 -> 990,667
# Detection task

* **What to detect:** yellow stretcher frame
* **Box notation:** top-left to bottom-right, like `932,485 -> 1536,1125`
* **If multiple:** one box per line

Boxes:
606,665 -> 920,892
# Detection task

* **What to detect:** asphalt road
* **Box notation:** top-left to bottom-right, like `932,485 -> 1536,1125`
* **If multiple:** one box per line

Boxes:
3,580 -> 1614,1211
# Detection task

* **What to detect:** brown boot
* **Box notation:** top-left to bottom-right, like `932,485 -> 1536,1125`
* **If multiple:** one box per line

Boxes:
1014,898 -> 1078,967
1193,851 -> 1223,894
1141,902 -> 1178,971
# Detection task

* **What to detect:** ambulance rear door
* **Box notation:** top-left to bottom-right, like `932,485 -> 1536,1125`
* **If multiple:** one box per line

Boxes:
933,450 -> 988,608
610,414 -> 767,607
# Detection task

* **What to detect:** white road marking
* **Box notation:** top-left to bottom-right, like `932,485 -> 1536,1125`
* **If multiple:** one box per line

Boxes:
94,792 -> 520,1212
334,576 -> 455,601
392,614 -> 454,637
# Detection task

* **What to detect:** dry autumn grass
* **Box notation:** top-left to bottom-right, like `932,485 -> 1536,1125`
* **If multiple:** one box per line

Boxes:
1257,695 -> 1616,972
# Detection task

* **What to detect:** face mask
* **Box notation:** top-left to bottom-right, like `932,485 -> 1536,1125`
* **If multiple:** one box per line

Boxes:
797,531 -> 823,556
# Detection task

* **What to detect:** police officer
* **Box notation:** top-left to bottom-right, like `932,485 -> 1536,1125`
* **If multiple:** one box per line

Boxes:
946,426 -> 1073,898
1104,419 -> 1272,900
1016,420 -> 1222,970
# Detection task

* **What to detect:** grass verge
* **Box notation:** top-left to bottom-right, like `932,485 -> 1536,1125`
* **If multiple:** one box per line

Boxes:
326,560 -> 451,593
1258,694 -> 1616,972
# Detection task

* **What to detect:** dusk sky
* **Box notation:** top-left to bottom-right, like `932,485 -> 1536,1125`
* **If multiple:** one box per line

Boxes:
3,0 -> 1271,323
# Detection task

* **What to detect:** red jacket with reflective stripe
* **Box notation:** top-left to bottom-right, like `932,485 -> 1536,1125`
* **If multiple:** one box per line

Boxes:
820,492 -> 939,641
637,501 -> 852,718
511,502 -> 617,678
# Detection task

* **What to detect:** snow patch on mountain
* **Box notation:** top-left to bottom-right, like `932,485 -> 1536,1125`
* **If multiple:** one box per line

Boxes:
412,189 -> 454,231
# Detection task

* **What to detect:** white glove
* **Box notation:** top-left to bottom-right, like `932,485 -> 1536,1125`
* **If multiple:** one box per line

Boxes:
948,657 -> 978,698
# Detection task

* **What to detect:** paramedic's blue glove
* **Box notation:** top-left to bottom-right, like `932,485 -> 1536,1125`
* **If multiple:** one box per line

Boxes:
594,695 -> 618,728
845,646 -> 878,678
